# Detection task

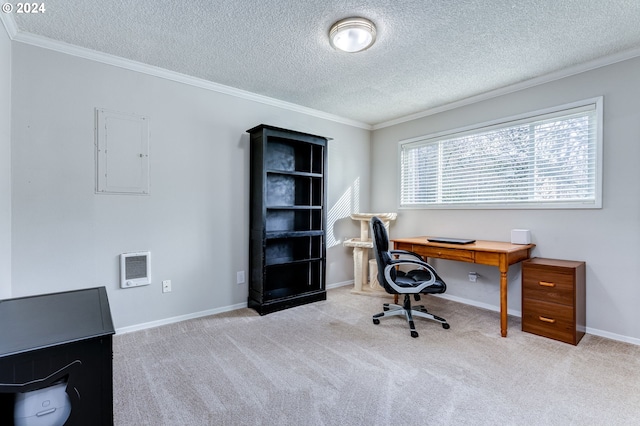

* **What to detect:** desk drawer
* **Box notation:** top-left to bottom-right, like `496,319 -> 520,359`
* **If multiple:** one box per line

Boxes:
393,242 -> 414,252
522,299 -> 575,344
522,268 -> 575,306
417,246 -> 475,263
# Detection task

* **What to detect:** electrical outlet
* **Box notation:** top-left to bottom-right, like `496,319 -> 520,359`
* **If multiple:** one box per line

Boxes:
162,280 -> 172,293
236,271 -> 245,284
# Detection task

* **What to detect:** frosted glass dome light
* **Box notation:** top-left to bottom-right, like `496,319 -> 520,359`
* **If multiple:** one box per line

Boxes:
329,17 -> 377,53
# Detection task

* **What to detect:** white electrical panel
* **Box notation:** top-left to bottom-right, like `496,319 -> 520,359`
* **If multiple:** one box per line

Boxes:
120,251 -> 151,288
95,108 -> 150,195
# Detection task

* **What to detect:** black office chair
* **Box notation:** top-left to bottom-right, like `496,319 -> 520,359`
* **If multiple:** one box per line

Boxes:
370,216 -> 450,338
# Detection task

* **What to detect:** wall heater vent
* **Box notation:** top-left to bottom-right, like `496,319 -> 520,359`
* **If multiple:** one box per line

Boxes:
120,252 -> 151,288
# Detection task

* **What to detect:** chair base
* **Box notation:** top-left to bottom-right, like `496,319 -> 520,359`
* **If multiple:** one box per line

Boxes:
372,295 -> 449,338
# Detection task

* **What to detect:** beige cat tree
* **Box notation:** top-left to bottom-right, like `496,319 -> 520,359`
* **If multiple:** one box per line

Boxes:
343,213 -> 397,295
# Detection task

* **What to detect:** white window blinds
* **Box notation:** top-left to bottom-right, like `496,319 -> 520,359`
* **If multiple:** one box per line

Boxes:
400,98 -> 602,209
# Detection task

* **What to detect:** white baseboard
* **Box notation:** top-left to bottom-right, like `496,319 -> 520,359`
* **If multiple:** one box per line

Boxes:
583,327 -> 640,346
117,281 -> 640,346
327,280 -> 353,290
116,302 -> 247,334
117,283 -> 352,334
435,293 -> 640,346
435,293 -> 523,318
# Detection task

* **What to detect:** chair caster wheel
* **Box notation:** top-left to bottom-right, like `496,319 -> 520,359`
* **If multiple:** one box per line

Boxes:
411,331 -> 419,338
442,323 -> 450,330
373,318 -> 380,325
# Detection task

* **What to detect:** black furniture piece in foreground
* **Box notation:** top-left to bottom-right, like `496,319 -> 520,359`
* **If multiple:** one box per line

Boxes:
0,287 -> 115,425
370,216 -> 450,338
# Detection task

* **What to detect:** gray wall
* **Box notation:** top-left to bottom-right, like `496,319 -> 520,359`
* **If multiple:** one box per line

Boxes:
372,56 -> 640,343
5,23 -> 640,343
9,42 -> 368,329
0,23 -> 10,299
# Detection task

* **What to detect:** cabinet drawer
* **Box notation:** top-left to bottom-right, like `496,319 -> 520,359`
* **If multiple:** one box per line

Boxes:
522,267 -> 574,306
522,299 -> 575,344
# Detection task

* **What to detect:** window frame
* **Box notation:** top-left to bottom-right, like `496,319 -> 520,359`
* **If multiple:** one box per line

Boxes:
398,97 -> 603,210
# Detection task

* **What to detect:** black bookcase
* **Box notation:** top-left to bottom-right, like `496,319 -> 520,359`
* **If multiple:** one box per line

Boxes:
248,124 -> 328,315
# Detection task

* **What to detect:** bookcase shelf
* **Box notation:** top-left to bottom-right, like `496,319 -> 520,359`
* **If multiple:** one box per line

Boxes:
265,173 -> 323,207
248,124 -> 328,315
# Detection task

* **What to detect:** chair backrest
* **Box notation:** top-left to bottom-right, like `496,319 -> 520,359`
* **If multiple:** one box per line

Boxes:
370,216 -> 396,292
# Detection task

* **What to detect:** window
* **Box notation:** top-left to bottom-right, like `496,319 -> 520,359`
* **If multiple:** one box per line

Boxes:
399,97 -> 602,209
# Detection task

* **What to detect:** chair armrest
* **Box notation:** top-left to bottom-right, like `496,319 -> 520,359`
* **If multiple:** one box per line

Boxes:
389,249 -> 424,261
382,261 -> 436,294
388,253 -> 439,278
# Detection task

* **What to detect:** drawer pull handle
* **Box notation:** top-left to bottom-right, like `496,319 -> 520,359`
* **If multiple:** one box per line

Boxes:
538,316 -> 556,324
538,281 -> 556,287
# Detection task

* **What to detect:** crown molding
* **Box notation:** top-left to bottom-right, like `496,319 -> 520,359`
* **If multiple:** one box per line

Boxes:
373,45 -> 640,130
7,11 -> 639,133
0,11 -> 18,38
7,24 -> 372,130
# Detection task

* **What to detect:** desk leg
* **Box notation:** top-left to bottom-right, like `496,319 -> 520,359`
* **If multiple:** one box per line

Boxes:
500,268 -> 508,337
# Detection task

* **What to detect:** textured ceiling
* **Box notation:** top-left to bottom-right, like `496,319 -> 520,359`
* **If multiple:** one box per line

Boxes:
9,0 -> 640,126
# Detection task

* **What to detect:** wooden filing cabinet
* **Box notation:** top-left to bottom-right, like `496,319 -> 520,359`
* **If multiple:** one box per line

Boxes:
522,258 -> 586,345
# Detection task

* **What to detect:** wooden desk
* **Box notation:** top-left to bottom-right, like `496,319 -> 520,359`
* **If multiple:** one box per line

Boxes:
392,237 -> 535,337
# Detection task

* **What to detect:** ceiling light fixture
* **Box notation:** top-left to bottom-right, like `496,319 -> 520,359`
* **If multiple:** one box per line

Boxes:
329,17 -> 377,53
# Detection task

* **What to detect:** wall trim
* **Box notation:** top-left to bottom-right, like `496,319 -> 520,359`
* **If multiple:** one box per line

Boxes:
116,301 -> 248,334
0,13 -> 17,38
5,12 -> 640,132
436,293 -> 522,318
117,282 -> 352,334
437,293 -> 640,346
372,46 -> 640,130
326,280 -> 353,289
117,285 -> 639,345
2,14 -> 371,131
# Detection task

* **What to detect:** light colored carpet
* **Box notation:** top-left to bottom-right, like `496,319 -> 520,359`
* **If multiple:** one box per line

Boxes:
113,286 -> 640,425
